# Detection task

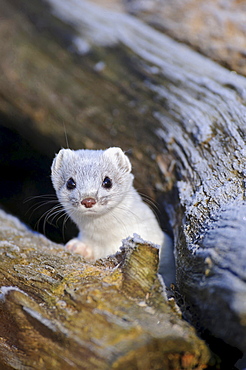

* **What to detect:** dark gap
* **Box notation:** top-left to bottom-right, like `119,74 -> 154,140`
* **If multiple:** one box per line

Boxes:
0,122 -> 78,244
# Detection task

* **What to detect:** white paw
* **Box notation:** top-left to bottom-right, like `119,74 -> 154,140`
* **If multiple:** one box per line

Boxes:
65,238 -> 95,260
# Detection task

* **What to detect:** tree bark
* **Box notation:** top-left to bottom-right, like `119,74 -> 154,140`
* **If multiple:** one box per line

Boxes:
0,210 -> 210,369
124,0 -> 246,76
1,0 -> 246,366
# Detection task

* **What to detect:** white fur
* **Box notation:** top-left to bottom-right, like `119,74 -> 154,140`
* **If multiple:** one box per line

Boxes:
51,147 -> 165,260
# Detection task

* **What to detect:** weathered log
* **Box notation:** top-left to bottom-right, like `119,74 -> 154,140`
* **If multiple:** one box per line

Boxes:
1,0 -> 246,367
0,210 -> 210,369
124,0 -> 246,76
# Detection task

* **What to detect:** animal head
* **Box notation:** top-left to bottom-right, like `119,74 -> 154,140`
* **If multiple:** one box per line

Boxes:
51,147 -> 134,218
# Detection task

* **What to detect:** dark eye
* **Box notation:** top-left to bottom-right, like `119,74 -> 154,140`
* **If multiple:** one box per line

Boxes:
66,177 -> 76,190
102,176 -> 112,189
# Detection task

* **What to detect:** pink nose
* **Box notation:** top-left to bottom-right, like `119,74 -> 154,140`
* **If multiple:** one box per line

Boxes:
81,198 -> 96,208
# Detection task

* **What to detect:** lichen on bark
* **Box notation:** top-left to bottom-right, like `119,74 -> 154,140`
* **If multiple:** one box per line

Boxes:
0,210 -> 210,369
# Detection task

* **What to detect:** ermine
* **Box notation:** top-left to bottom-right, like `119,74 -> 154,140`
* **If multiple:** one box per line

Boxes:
51,147 -> 174,283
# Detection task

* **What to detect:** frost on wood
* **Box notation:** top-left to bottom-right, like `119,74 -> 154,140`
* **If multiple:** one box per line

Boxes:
0,210 -> 210,369
155,75 -> 246,353
124,0 -> 246,76
46,0 -> 246,355
1,0 -> 246,364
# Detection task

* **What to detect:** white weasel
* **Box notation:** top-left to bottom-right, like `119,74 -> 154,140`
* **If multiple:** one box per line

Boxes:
51,147 -> 174,281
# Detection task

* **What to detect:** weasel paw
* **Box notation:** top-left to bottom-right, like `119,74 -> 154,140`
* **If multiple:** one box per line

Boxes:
65,238 -> 94,260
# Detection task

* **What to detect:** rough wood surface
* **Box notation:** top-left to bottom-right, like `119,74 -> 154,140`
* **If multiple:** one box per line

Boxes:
124,0 -> 246,76
0,210 -> 210,369
1,0 -> 246,366
44,0 -> 246,354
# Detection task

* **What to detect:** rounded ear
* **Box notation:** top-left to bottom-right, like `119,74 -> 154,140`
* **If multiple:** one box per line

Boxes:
51,149 -> 74,190
51,149 -> 72,174
51,149 -> 66,174
104,147 -> 132,173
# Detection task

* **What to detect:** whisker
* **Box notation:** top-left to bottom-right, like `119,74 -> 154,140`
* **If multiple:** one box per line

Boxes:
133,189 -> 162,223
62,212 -> 74,241
110,210 -> 129,238
138,192 -> 158,207
115,204 -> 142,225
139,194 -> 161,221
108,190 -> 159,215
45,205 -> 64,226
35,204 -> 65,235
24,194 -> 57,203
26,200 -> 59,219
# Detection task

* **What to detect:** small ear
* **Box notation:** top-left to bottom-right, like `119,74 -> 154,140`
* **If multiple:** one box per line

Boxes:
52,149 -> 65,174
51,148 -> 74,173
104,147 -> 132,173
51,149 -> 73,190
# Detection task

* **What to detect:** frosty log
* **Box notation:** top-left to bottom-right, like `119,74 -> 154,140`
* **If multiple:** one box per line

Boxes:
0,210 -> 210,369
0,0 -> 246,364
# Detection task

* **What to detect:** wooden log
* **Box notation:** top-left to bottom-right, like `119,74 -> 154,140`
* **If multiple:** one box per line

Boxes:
1,0 -> 246,366
43,0 -> 246,355
0,210 -> 210,369
124,0 -> 246,76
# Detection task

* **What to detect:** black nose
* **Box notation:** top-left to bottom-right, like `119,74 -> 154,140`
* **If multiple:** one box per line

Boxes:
81,198 -> 96,208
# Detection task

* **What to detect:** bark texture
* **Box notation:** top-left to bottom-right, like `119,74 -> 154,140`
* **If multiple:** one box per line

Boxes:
1,0 -> 246,367
124,0 -> 246,76
0,210 -> 210,369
